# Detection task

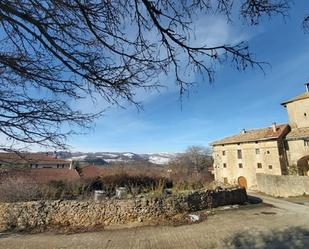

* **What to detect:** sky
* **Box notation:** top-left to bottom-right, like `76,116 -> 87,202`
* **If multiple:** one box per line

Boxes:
70,1 -> 309,153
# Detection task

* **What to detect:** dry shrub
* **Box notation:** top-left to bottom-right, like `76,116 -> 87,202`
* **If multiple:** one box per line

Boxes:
83,173 -> 171,197
168,169 -> 214,192
41,180 -> 85,200
0,177 -> 42,202
0,177 -> 86,202
0,161 -> 214,203
85,162 -> 214,194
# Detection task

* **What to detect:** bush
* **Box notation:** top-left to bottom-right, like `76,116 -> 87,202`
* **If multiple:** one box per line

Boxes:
0,177 -> 86,202
0,161 -> 215,203
41,180 -> 85,200
168,169 -> 214,192
83,173 -> 171,197
0,177 -> 43,202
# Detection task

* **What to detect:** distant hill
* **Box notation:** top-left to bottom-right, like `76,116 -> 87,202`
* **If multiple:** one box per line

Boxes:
52,151 -> 178,165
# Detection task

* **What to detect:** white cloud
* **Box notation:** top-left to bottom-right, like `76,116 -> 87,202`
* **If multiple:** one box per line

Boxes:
192,15 -> 249,47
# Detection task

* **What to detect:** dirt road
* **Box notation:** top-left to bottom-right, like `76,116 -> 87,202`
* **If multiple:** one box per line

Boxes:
1,194 -> 309,249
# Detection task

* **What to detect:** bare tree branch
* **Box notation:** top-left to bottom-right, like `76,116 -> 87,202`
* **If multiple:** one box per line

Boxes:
303,15 -> 309,33
0,0 -> 299,149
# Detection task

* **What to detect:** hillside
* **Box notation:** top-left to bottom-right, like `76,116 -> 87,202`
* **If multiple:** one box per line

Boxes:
55,151 -> 178,165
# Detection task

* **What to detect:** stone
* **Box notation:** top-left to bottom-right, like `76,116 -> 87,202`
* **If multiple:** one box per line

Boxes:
0,188 -> 247,232
188,214 -> 200,222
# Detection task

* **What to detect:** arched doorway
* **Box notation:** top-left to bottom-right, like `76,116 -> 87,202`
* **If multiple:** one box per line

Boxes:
238,176 -> 247,189
297,156 -> 309,176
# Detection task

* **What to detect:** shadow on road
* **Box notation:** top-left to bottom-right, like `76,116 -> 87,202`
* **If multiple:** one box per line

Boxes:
223,227 -> 309,249
247,195 -> 263,204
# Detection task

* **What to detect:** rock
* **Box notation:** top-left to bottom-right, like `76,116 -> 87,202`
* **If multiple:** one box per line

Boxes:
188,214 -> 200,222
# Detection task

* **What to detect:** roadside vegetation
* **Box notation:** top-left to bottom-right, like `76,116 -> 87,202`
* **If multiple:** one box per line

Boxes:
0,146 -> 219,203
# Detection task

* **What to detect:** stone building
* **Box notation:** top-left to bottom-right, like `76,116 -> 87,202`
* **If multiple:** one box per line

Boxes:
282,87 -> 309,176
212,84 -> 309,189
0,152 -> 71,169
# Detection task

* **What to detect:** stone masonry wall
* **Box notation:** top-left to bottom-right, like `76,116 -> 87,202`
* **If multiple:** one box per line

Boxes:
0,188 -> 247,232
257,173 -> 309,197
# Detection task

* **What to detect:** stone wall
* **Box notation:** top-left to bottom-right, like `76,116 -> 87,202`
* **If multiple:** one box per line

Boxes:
256,173 -> 309,197
0,188 -> 247,232
286,139 -> 309,167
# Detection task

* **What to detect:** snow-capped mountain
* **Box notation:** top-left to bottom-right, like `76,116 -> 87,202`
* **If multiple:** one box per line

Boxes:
146,153 -> 177,165
58,151 -> 177,165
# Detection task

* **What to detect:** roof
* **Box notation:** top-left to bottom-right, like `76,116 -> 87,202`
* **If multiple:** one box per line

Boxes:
0,152 -> 69,165
79,165 -> 107,179
212,124 -> 290,146
0,168 -> 80,184
286,127 -> 309,140
281,92 -> 309,106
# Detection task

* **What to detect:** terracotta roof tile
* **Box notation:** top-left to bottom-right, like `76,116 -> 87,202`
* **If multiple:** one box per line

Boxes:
0,152 -> 69,164
0,168 -> 80,184
286,127 -> 309,140
281,92 -> 309,106
80,165 -> 107,179
212,124 -> 290,145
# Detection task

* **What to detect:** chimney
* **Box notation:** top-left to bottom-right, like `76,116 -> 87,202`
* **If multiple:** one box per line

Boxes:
272,122 -> 277,132
306,83 -> 309,92
242,129 -> 246,134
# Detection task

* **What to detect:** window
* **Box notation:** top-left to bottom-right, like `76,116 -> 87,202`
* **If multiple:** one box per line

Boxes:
223,177 -> 228,184
304,140 -> 309,147
266,150 -> 270,154
57,164 -> 59,168
238,163 -> 243,168
257,163 -> 262,169
223,163 -> 227,168
237,150 -> 242,159
268,165 -> 273,169
222,151 -> 226,156
255,148 -> 260,155
255,141 -> 259,144
35,164 -> 38,168
304,113 -> 307,117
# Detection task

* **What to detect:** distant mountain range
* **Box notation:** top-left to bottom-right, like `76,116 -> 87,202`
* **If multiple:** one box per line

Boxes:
54,151 -> 178,165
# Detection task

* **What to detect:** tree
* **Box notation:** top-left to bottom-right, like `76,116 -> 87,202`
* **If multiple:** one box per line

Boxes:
0,0 -> 305,149
183,146 -> 212,173
171,145 -> 212,173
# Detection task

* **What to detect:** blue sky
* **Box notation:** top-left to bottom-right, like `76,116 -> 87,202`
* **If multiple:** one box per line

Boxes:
70,1 -> 309,153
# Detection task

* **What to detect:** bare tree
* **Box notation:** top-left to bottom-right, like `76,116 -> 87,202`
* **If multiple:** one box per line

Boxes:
171,145 -> 212,173
184,146 -> 212,173
0,0 -> 300,149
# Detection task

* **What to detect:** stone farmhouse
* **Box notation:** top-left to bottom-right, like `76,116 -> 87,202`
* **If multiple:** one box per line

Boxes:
212,84 -> 309,189
0,152 -> 71,169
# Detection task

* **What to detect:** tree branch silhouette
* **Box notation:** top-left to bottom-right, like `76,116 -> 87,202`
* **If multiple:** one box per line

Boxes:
0,0 -> 300,149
